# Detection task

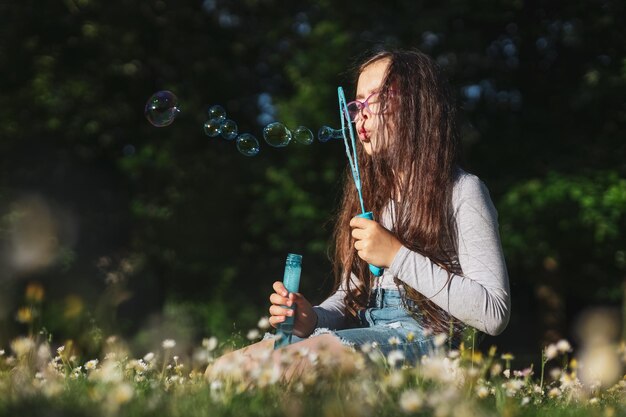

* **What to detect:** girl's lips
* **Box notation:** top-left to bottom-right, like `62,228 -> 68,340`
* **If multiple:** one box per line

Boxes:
358,128 -> 369,141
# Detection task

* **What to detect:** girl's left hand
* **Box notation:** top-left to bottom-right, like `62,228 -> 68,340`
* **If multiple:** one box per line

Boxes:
349,216 -> 403,268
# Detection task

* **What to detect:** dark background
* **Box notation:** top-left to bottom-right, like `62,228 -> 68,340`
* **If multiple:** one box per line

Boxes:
0,0 -> 625,367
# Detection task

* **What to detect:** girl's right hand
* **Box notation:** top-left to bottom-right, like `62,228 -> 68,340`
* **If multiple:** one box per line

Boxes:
268,281 -> 317,338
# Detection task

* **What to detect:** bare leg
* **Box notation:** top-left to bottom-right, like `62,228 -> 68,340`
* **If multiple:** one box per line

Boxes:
204,338 -> 275,380
205,334 -> 361,382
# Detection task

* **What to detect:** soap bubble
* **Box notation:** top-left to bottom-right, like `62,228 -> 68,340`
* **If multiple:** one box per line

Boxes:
203,119 -> 221,137
236,134 -> 260,157
207,105 -> 227,122
220,119 -> 238,140
145,91 -> 180,127
317,126 -> 344,142
293,126 -> 314,145
263,122 -> 292,147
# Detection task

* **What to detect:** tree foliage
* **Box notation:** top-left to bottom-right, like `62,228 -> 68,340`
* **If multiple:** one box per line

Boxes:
0,0 -> 624,352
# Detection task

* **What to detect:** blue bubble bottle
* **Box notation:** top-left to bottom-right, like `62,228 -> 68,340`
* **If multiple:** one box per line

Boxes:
274,253 -> 303,349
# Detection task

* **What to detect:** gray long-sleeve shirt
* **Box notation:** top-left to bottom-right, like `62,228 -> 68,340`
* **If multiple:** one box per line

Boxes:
312,169 -> 511,336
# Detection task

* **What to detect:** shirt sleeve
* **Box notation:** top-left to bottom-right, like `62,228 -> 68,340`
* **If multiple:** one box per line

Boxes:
387,176 -> 511,336
312,273 -> 355,330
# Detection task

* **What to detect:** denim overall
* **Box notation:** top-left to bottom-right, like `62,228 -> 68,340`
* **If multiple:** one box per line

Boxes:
289,288 -> 438,365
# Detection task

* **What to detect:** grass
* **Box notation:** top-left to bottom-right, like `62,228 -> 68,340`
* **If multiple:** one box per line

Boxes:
1,283 -> 625,417
1,330 -> 625,417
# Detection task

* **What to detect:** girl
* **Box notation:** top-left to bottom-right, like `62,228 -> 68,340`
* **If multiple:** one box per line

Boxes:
206,48 -> 511,380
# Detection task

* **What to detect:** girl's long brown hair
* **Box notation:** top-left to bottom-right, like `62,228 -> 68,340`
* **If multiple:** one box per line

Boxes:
332,49 -> 466,338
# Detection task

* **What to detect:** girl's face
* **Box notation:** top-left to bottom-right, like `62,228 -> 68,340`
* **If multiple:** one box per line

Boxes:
354,58 -> 391,156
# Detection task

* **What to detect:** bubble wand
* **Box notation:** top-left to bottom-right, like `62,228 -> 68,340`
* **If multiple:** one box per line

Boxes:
337,86 -> 384,277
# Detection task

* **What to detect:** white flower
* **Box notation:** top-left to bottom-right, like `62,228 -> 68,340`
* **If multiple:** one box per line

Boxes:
246,329 -> 260,341
588,380 -> 602,392
256,366 -> 281,388
126,359 -> 148,374
548,387 -> 561,398
162,339 -> 176,349
421,356 -> 463,385
490,363 -> 503,377
476,385 -> 489,399
111,383 -> 133,404
0,349 -> 4,356
57,346 -> 65,354
193,349 -> 209,364
559,371 -> 580,391
503,369 -> 511,378
70,366 -> 82,379
37,344 -> 51,362
387,371 -> 405,388
92,360 -> 123,383
549,368 -> 561,380
514,368 -> 533,378
589,397 -> 599,405
388,336 -> 401,346
502,379 -> 525,397
143,352 -> 155,362
544,344 -> 559,360
556,339 -> 572,353
10,337 -> 35,357
202,337 -> 218,351
368,350 -> 385,364
399,389 -> 423,413
84,359 -> 99,370
257,317 -> 271,330
448,349 -> 460,359
521,397 -> 530,406
387,350 -> 405,367
360,342 -> 372,353
433,333 -> 447,347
